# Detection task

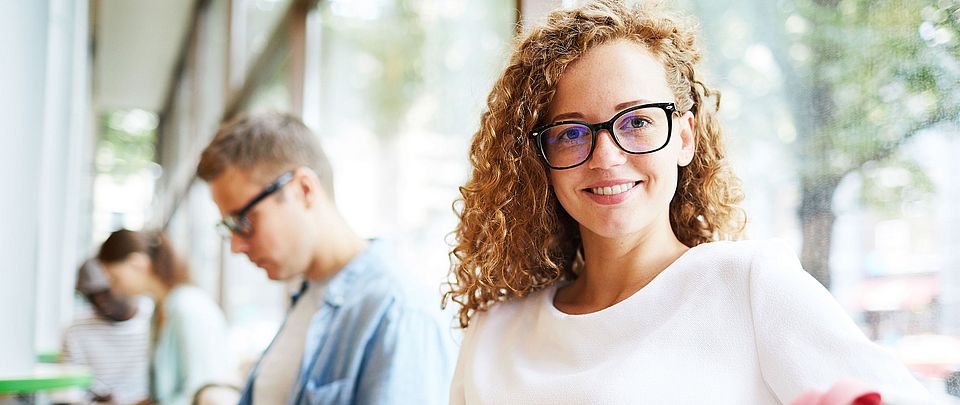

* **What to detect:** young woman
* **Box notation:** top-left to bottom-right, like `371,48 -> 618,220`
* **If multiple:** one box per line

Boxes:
98,229 -> 233,405
444,1 -> 932,403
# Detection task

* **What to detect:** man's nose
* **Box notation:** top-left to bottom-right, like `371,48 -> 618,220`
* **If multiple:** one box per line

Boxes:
230,233 -> 249,254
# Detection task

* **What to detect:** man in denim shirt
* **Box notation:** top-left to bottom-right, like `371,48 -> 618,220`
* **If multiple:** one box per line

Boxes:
197,112 -> 454,405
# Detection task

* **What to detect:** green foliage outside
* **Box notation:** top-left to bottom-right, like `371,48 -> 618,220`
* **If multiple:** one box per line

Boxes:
320,0 -> 426,137
96,109 -> 158,178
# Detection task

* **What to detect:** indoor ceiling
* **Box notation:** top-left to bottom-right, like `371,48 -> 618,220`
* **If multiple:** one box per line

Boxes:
93,0 -> 195,112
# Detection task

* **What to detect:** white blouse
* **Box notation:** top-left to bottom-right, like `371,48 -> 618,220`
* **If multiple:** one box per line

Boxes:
449,240 -> 933,404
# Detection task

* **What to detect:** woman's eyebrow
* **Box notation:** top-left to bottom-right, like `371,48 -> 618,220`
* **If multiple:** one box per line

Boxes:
550,112 -> 584,122
614,99 -> 653,110
550,99 -> 656,122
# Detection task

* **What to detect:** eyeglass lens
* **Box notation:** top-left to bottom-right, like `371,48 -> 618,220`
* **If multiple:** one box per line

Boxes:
538,105 -> 670,169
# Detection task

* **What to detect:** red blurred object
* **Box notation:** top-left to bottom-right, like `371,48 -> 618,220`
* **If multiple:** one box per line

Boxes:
856,276 -> 938,312
789,379 -> 881,405
895,334 -> 960,378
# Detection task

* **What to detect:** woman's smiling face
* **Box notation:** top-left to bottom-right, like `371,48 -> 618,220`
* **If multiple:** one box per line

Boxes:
546,39 -> 695,240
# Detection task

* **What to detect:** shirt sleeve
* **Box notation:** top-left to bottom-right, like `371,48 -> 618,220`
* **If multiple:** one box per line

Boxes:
60,328 -> 79,364
749,240 -> 934,404
168,298 -> 232,405
354,300 -> 456,405
448,320 -> 475,405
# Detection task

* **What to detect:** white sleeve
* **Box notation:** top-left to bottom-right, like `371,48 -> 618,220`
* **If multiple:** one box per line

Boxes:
448,331 -> 468,405
449,317 -> 480,405
749,240 -> 934,404
170,298 -> 232,405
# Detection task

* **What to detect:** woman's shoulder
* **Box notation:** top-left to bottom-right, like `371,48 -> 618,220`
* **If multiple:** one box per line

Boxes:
677,239 -> 797,277
164,285 -> 224,321
688,239 -> 795,260
456,285 -> 555,355
166,284 -> 211,304
470,285 -> 556,329
703,239 -> 835,312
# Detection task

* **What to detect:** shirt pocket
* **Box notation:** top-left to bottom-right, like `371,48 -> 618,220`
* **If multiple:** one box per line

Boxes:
301,378 -> 352,405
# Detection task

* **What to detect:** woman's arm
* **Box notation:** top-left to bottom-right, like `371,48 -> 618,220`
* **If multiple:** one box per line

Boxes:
749,241 -> 933,404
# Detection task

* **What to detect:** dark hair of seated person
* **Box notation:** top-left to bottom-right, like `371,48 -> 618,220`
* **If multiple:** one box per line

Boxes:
86,290 -> 138,322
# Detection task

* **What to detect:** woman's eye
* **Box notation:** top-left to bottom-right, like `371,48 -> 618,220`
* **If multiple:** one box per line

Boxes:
560,127 -> 586,140
627,117 -> 650,129
617,113 -> 655,134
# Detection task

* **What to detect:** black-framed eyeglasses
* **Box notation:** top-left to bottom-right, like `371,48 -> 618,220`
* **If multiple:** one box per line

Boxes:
217,171 -> 295,239
530,102 -> 677,170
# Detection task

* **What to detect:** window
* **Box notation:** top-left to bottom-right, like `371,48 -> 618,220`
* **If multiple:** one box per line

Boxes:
673,0 -> 960,387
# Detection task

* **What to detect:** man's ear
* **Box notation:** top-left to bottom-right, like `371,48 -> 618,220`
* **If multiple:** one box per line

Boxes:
294,167 -> 325,208
677,111 -> 696,167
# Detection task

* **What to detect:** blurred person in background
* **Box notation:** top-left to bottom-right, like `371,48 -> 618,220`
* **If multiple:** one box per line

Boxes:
98,229 -> 234,405
444,1 -> 932,404
61,258 -> 151,404
196,112 -> 454,405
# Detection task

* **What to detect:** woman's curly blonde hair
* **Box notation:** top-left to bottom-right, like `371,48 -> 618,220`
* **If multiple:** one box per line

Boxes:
443,0 -> 746,328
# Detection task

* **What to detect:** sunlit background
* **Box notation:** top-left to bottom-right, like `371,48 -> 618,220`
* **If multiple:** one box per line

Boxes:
2,0 -> 958,401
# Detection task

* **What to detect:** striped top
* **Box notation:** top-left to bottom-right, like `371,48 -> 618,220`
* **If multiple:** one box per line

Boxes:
61,298 -> 152,405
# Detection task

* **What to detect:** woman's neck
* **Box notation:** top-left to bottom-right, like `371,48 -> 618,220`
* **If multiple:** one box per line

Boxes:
555,224 -> 689,314
144,276 -> 172,307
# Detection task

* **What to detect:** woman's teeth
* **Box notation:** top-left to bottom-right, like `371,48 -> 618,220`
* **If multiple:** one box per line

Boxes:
590,182 -> 636,196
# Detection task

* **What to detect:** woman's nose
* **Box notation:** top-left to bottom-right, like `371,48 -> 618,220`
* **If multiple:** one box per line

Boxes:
586,130 -> 627,169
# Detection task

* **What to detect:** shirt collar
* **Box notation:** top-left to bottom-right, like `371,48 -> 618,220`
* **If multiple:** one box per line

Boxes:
320,239 -> 383,308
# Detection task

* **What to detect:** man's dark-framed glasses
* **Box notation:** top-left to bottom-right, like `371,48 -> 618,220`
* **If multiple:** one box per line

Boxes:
530,102 -> 677,170
217,170 -> 294,239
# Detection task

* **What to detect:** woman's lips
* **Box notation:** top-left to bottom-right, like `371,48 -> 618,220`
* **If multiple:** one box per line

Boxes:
582,180 -> 642,205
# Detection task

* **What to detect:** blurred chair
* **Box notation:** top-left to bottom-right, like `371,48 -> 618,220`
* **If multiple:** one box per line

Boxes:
192,383 -> 241,405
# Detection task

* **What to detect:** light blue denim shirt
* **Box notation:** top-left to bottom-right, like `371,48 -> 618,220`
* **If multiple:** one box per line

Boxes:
238,240 -> 455,405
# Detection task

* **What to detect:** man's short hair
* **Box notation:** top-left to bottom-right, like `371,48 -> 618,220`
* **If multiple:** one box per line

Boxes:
197,112 -> 334,196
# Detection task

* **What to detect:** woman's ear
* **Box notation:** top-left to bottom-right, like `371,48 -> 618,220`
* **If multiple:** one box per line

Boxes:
677,111 -> 696,167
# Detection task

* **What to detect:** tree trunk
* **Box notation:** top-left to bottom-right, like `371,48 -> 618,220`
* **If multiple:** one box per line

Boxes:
799,179 -> 838,288
696,0 -> 847,289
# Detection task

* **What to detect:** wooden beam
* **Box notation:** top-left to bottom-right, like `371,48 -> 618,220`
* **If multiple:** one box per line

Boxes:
515,0 -> 524,36
156,0 -> 211,166
221,0 -> 317,121
287,0 -> 309,118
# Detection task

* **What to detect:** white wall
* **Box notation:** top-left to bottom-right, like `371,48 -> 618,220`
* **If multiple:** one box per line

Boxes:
0,0 -> 92,373
0,0 -> 49,375
35,0 -> 93,354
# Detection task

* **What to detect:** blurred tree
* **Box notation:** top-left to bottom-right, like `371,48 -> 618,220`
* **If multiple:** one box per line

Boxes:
320,0 -> 426,225
322,0 -> 425,136
692,0 -> 959,288
780,0 -> 959,287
